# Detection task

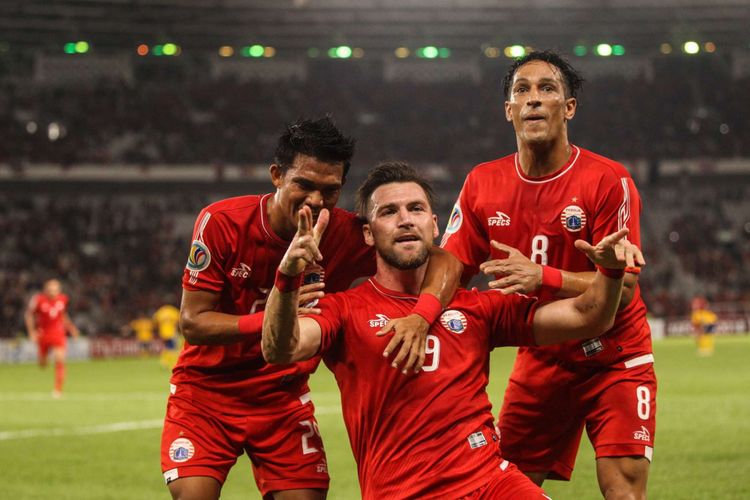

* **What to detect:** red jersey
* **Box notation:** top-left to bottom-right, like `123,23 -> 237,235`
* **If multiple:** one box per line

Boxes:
29,293 -> 69,339
441,145 -> 651,367
310,279 -> 538,499
173,193 -> 375,413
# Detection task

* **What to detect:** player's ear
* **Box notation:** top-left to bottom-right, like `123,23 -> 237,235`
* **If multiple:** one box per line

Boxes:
269,164 -> 284,188
363,223 -> 375,247
504,100 -> 513,122
432,214 -> 439,239
564,97 -> 577,121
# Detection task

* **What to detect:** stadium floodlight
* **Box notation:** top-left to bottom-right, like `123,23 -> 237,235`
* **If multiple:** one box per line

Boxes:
660,43 -> 672,54
596,44 -> 613,56
352,48 -> 364,58
438,47 -> 451,58
75,41 -> 89,53
505,45 -> 525,58
218,46 -> 233,57
573,45 -> 587,56
704,42 -> 716,53
483,46 -> 500,58
613,44 -> 625,56
420,46 -> 439,59
153,44 -> 164,56
394,47 -> 409,58
335,46 -> 353,58
327,48 -> 338,58
683,41 -> 700,54
263,46 -> 276,57
162,43 -> 177,56
137,44 -> 149,56
248,44 -> 264,57
64,42 -> 76,54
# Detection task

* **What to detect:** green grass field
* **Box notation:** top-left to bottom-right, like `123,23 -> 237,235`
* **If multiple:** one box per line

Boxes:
1,336 -> 749,499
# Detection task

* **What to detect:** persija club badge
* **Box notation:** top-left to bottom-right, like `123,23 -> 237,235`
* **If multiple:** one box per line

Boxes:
560,205 -> 587,232
440,310 -> 467,334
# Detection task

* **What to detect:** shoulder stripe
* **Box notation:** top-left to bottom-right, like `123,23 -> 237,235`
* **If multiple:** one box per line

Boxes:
196,211 -> 212,241
618,177 -> 630,231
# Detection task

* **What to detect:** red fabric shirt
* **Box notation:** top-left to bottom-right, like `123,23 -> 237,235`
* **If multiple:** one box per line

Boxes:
29,293 -> 69,339
441,145 -> 651,367
173,193 -> 376,412
310,279 -> 538,499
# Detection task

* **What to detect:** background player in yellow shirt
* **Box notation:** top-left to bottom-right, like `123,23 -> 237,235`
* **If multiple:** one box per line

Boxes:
690,296 -> 717,356
154,304 -> 181,368
130,316 -> 155,357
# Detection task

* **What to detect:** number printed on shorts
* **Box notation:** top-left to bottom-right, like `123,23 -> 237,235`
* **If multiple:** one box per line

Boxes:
299,420 -> 321,455
636,385 -> 651,420
530,235 -> 549,265
421,335 -> 441,372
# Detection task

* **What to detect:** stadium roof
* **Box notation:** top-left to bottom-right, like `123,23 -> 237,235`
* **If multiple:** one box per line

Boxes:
1,0 -> 749,54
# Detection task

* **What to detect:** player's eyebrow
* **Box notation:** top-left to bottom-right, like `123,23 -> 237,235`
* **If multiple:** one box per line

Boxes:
291,176 -> 342,190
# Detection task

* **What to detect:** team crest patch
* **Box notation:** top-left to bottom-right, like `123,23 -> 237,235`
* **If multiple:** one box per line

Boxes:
445,203 -> 463,234
560,205 -> 587,232
169,438 -> 195,463
186,240 -> 211,272
440,310 -> 467,334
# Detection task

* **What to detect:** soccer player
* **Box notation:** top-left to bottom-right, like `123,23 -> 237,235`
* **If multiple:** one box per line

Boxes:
129,314 -> 155,357
441,50 -> 656,498
153,303 -> 181,368
24,279 -> 80,398
161,117 -> 460,500
690,296 -> 717,356
262,162 -> 644,500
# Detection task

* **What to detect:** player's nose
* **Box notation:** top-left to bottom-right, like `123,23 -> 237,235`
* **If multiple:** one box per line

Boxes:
306,190 -> 324,207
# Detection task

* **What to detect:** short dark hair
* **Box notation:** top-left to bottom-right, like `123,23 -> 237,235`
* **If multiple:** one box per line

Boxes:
355,161 -> 436,220
502,50 -> 584,100
274,115 -> 356,177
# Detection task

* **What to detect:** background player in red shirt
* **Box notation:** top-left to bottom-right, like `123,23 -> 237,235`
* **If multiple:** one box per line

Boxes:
162,118 -> 461,500
441,51 -> 656,499
262,162 -> 644,500
24,279 -> 80,398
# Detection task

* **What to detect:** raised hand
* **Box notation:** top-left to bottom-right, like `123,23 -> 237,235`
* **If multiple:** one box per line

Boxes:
480,241 -> 542,294
574,228 -> 646,269
278,206 -> 329,277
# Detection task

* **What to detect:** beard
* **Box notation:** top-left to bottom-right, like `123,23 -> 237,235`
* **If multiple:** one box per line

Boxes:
379,244 -> 430,270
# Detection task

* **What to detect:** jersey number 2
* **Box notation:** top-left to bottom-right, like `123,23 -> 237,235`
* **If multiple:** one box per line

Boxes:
299,420 -> 321,455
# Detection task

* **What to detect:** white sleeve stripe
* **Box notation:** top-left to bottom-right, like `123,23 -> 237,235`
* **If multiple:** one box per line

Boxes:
617,177 -> 630,232
196,211 -> 212,240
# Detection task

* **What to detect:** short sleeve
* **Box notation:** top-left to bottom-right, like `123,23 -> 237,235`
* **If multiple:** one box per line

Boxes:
440,172 -> 491,280
182,208 -> 230,292
305,292 -> 347,355
590,171 -> 642,248
477,290 -> 538,347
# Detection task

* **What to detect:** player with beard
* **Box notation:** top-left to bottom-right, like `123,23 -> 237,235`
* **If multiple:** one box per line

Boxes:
261,162 -> 644,499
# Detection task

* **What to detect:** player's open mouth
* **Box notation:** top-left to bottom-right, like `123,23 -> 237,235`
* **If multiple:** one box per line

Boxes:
523,115 -> 545,121
394,234 -> 420,243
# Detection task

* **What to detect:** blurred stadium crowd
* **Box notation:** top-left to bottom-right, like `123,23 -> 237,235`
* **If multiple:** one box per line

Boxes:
1,58 -> 749,337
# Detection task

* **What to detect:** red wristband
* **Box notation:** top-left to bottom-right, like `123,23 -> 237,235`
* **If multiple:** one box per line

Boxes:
624,266 -> 641,275
411,294 -> 443,324
541,265 -> 563,292
275,269 -> 303,293
597,266 -> 625,279
238,313 -> 263,335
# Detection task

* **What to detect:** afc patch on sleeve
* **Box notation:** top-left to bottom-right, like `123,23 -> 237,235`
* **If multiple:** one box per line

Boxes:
186,240 -> 211,272
445,202 -> 463,235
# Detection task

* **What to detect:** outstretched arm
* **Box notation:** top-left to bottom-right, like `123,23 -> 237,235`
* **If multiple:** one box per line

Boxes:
24,298 -> 38,342
262,206 -> 328,364
532,228 -> 645,345
63,312 -> 80,338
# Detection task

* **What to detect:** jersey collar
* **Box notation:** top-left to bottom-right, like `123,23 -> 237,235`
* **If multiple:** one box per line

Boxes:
367,278 -> 418,301
514,145 -> 580,184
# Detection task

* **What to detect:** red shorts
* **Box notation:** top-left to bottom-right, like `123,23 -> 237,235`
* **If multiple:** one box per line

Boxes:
498,353 -> 657,481
460,460 -> 550,499
160,390 -> 329,497
38,336 -> 66,359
